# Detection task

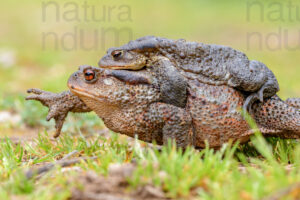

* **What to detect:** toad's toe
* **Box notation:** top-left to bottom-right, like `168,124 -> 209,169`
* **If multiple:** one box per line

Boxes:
243,92 -> 261,113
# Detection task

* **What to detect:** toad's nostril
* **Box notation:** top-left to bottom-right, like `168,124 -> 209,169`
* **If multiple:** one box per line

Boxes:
74,73 -> 78,77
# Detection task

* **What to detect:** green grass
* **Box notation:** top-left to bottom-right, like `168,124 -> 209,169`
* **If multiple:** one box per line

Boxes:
0,132 -> 299,199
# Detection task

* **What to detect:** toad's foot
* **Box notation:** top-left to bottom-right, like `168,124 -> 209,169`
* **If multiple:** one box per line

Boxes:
26,89 -> 91,138
243,88 -> 264,113
236,60 -> 279,113
243,83 -> 276,113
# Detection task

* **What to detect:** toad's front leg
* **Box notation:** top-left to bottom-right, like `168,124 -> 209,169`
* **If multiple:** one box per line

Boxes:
146,103 -> 194,148
26,89 -> 92,138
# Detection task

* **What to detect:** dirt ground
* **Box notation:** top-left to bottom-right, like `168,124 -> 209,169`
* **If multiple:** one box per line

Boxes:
70,163 -> 167,200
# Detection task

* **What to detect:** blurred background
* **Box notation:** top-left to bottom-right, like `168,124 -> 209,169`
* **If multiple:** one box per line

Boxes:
0,0 -> 299,136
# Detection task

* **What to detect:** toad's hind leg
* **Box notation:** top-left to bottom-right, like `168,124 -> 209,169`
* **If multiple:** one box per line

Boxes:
286,98 -> 300,109
240,60 -> 279,112
253,95 -> 300,133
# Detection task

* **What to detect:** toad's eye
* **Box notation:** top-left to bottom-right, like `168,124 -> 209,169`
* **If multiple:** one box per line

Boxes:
84,69 -> 95,81
111,50 -> 123,59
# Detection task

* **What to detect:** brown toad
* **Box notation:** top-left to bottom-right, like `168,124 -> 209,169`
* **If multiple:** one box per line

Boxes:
98,36 -> 280,111
26,65 -> 300,148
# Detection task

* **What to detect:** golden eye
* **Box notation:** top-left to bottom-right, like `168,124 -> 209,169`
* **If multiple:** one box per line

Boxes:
84,69 -> 95,81
111,50 -> 123,59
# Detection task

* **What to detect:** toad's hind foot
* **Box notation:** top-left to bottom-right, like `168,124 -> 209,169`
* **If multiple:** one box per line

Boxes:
243,82 -> 279,113
242,60 -> 280,113
243,89 -> 264,113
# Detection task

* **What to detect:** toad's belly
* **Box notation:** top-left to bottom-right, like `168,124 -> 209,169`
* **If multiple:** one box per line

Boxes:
187,80 -> 251,148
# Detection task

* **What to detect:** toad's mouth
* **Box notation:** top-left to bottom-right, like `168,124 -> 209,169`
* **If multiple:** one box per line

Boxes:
68,83 -> 108,103
100,63 -> 145,70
